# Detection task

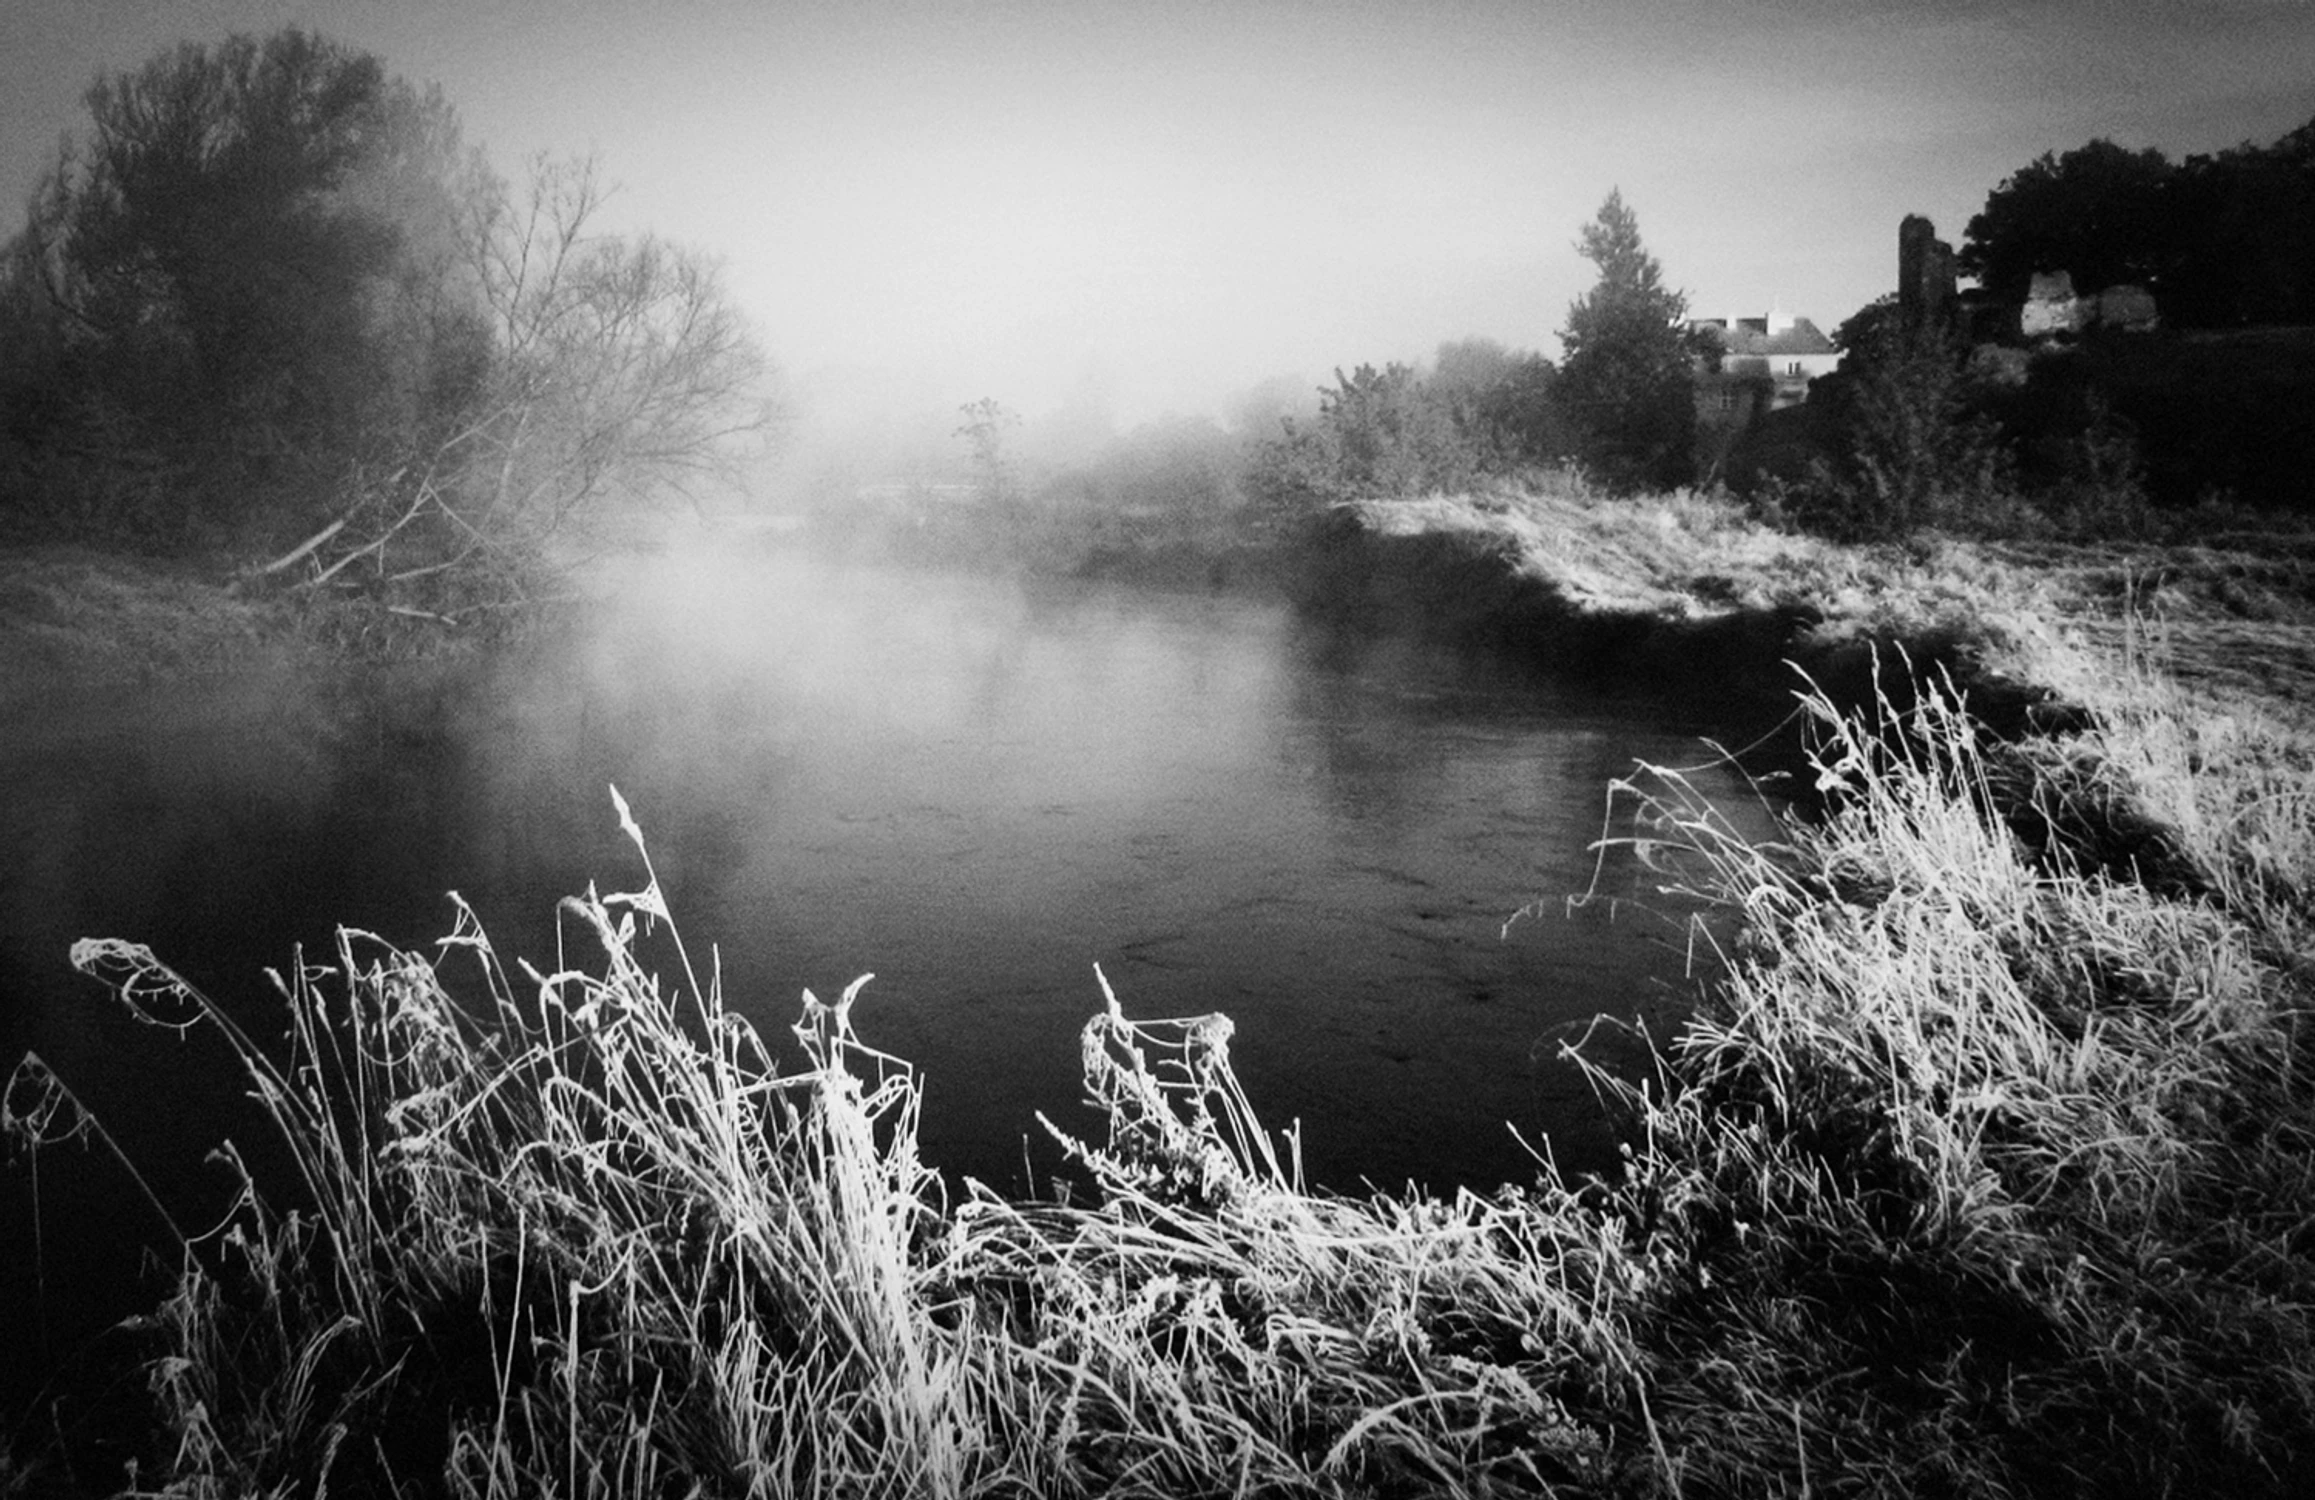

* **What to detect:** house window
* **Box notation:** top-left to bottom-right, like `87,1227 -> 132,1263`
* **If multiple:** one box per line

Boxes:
1787,361 -> 1804,376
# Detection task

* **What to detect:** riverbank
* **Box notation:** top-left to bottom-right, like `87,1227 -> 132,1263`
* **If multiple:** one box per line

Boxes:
1314,477 -> 2315,1491
5,493 -> 2314,1495
0,539 -> 591,704
0,546 -> 295,699
1327,478 -> 2315,720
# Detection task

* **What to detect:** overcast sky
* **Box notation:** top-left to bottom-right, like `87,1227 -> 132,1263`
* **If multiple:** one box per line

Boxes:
4,0 -> 2311,429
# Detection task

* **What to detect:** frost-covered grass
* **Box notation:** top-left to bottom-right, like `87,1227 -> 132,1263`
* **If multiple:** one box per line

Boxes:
1581,657 -> 2315,1493
1349,472 -> 2048,644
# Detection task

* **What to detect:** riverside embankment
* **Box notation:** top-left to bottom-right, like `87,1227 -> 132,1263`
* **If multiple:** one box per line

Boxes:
5,490 -> 2314,1496
0,545 -> 298,697
1310,479 -> 2315,1494
1290,486 -> 2095,776
1311,481 -> 2315,720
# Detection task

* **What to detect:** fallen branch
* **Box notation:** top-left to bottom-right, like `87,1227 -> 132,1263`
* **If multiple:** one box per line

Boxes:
248,518 -> 346,579
301,481 -> 437,592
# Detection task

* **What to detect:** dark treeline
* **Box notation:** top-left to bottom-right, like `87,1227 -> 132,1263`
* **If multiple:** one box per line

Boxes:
0,29 -> 775,638
1770,113 -> 2315,532
1961,120 -> 2315,327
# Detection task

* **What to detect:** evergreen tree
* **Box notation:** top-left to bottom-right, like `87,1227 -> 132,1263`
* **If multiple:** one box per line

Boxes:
1556,190 -> 1699,493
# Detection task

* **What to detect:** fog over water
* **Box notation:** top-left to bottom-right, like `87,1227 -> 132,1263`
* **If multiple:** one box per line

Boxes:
3,542 -> 1781,1216
573,540 -> 1788,1189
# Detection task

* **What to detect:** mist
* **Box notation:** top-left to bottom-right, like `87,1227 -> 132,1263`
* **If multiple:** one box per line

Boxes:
718,359 -> 1331,587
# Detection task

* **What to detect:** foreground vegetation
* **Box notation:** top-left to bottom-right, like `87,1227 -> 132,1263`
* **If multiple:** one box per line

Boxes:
4,476 -> 2311,1496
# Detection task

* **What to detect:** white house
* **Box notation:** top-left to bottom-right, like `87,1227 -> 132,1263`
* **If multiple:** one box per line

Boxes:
1690,304 -> 1843,418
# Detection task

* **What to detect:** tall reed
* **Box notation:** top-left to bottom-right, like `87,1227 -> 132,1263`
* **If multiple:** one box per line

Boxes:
26,789 -> 1661,1495
48,788 -> 980,1495
1574,652 -> 2315,1493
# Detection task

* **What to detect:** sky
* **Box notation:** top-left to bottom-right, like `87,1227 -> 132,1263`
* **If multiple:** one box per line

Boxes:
4,0 -> 2313,437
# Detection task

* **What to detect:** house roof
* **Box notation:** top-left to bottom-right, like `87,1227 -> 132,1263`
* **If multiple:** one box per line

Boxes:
1693,317 -> 1838,358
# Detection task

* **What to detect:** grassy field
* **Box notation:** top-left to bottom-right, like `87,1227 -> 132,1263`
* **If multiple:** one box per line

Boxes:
4,485 -> 2312,1495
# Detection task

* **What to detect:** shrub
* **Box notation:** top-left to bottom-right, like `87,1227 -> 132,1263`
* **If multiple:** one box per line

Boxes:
1246,362 -> 1484,528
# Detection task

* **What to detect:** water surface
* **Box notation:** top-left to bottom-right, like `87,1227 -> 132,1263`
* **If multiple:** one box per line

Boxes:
0,543 -> 1778,1378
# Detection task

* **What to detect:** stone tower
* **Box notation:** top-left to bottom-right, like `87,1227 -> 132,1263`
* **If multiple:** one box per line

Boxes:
1898,214 -> 1957,340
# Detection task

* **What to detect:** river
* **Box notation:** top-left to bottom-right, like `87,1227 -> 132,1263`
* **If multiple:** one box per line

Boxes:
0,540 -> 1780,1385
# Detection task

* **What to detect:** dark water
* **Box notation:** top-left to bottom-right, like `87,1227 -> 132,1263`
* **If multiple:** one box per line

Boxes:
0,544 -> 1779,1392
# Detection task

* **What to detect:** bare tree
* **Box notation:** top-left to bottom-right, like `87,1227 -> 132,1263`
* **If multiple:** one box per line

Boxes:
279,154 -> 780,629
954,396 -> 1023,506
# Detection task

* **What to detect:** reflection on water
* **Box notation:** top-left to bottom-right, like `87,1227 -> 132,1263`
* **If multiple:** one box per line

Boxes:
0,543 -> 1778,1370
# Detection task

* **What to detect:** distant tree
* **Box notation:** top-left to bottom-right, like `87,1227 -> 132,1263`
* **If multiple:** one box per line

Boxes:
1317,363 -> 1475,497
1222,374 -> 1319,441
1428,338 -> 1569,468
1246,362 -> 1484,526
1427,338 -> 1522,410
2158,117 -> 2315,326
1044,415 -> 1244,549
0,222 -> 76,492
1960,138 -> 2173,306
1556,191 -> 1701,493
1114,416 -> 1241,530
955,397 -> 1022,505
